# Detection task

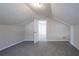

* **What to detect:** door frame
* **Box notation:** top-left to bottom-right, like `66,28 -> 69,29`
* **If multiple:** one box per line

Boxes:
33,18 -> 47,43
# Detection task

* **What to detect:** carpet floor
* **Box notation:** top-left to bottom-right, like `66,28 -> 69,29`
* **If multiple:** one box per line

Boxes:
0,41 -> 79,56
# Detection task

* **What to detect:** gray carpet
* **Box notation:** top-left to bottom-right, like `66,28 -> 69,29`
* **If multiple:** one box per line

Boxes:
0,41 -> 79,56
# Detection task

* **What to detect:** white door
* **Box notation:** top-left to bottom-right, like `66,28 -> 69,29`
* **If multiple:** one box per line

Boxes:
34,19 -> 39,43
34,19 -> 47,43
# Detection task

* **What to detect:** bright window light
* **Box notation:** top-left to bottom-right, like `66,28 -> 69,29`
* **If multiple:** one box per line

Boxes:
38,20 -> 47,41
38,20 -> 46,35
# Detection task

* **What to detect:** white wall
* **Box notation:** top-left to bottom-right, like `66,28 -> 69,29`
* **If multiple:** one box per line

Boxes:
0,25 -> 25,51
24,21 -> 34,41
47,19 -> 70,41
51,3 -> 79,25
24,17 -> 70,42
70,25 -> 79,50
70,25 -> 74,44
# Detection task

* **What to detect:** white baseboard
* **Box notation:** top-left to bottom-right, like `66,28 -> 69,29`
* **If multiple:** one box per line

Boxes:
70,41 -> 79,50
24,39 -> 33,41
0,40 -> 23,51
46,40 -> 69,41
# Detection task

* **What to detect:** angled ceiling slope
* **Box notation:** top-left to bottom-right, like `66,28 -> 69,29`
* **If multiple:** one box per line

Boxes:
0,3 -> 36,26
51,3 -> 79,25
26,3 -> 52,18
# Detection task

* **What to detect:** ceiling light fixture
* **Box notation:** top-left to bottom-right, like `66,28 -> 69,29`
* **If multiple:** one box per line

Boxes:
30,3 -> 43,8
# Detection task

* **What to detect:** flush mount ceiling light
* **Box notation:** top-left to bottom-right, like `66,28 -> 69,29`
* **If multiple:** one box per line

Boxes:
30,3 -> 44,8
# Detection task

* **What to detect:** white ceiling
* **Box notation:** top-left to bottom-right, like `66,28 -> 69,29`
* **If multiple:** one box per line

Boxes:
0,3 -> 36,26
51,3 -> 79,25
0,3 -> 52,26
26,3 -> 52,18
1,3 -> 79,26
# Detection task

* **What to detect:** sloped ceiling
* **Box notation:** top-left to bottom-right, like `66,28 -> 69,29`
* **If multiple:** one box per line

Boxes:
0,3 -> 52,26
51,3 -> 79,25
1,3 -> 79,26
26,3 -> 52,18
0,3 -> 36,26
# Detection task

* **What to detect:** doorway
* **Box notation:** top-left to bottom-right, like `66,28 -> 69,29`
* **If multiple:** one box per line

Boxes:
34,19 -> 47,43
38,20 -> 47,41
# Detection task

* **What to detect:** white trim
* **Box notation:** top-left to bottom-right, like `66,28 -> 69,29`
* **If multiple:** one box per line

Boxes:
24,39 -> 34,41
46,39 -> 69,41
70,42 -> 79,50
0,40 -> 23,51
